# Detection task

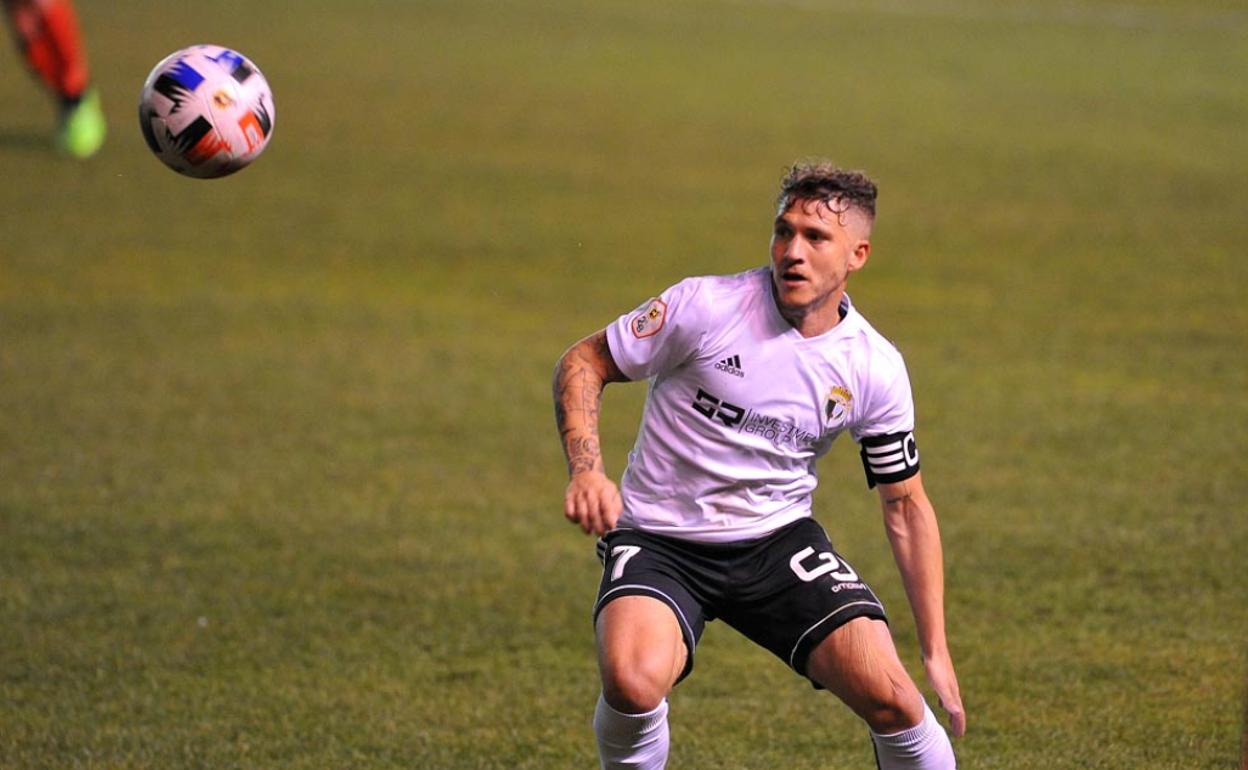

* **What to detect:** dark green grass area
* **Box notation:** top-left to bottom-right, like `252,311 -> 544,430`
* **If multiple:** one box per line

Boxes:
2,0 -> 1246,767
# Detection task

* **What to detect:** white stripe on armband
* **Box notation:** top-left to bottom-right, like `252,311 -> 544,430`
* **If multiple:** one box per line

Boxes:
865,443 -> 903,456
859,431 -> 920,487
871,461 -> 908,474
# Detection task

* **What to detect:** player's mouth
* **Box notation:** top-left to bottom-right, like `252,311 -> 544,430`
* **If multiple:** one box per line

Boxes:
779,269 -> 808,286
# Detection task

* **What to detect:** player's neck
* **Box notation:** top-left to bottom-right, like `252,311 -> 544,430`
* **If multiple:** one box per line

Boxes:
774,287 -> 847,338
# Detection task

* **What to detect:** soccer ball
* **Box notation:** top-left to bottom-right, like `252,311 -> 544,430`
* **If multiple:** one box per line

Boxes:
138,45 -> 275,179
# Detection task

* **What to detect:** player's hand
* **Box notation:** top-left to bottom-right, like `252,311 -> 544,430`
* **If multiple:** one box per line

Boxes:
564,471 -> 622,536
923,649 -> 966,737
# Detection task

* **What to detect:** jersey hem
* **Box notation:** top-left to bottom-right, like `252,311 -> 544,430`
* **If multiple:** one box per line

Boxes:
616,509 -> 814,544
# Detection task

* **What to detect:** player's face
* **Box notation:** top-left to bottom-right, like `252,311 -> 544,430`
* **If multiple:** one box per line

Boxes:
769,197 -> 871,333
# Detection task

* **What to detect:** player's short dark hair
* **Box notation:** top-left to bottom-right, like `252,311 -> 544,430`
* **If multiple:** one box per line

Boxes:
776,161 -> 878,221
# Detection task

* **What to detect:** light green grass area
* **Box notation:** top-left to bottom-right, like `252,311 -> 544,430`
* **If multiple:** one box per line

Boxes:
2,1 -> 1245,767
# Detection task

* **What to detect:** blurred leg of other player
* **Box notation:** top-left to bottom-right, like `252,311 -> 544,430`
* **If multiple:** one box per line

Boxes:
3,0 -> 104,157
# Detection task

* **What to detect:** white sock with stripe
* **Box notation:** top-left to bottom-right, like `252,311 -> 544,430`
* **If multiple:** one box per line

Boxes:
870,702 -> 955,769
593,693 -> 670,770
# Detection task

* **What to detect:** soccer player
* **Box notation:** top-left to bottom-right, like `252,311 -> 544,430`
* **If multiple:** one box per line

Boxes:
4,0 -> 104,158
553,161 -> 965,769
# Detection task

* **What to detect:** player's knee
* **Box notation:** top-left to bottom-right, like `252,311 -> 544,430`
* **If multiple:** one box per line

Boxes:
600,660 -> 672,713
858,676 -> 923,734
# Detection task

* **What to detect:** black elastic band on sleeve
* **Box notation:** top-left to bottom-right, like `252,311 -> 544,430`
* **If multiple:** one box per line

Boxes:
859,431 -> 920,488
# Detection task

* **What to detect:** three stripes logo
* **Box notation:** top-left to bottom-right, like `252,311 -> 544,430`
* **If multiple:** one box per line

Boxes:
714,354 -> 745,378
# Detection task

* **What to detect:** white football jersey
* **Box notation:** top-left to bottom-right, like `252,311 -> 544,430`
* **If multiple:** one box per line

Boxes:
605,267 -> 918,543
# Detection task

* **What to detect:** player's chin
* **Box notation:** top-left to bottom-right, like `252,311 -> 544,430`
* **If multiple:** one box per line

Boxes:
774,283 -> 813,311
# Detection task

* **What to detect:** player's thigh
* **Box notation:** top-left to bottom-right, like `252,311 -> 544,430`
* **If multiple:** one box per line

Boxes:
596,595 -> 687,712
805,616 -> 924,732
719,518 -> 886,674
593,530 -> 710,703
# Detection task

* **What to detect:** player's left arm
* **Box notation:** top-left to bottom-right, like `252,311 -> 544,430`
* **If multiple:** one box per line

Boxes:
877,471 -> 966,737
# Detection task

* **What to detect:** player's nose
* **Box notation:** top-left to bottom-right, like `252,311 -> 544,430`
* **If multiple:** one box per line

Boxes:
783,238 -> 808,263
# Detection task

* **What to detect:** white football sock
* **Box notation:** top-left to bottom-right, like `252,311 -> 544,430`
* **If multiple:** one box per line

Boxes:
593,693 -> 670,770
870,702 -> 956,769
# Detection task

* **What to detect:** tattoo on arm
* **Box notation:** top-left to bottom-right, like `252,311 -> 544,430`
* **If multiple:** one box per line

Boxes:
553,331 -> 622,477
565,436 -> 601,475
882,479 -> 915,507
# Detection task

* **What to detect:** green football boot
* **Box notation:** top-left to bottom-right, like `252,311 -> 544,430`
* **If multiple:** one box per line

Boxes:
57,88 -> 106,159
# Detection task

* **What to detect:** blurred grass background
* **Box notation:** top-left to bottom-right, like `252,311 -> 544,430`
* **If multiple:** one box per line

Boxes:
1,0 -> 1245,767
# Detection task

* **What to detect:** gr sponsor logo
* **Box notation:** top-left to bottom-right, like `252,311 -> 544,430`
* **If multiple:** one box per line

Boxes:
691,388 -> 745,427
691,387 -> 818,450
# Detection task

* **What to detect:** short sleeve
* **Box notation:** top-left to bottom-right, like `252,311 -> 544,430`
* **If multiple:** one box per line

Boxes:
849,355 -> 915,442
851,354 -> 920,487
605,277 -> 706,381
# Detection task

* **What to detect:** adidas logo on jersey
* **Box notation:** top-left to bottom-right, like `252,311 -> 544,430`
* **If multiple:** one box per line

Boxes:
714,354 -> 745,378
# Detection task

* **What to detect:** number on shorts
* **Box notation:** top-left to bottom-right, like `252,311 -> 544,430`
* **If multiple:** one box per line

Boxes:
789,546 -> 859,582
610,545 -> 642,581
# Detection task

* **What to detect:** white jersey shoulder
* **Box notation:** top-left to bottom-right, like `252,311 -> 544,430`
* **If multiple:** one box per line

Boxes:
606,270 -> 760,381
605,267 -> 916,543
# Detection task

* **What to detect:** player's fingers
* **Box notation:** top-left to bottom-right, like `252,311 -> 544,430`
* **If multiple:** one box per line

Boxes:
583,499 -> 606,536
565,486 -> 585,524
924,658 -> 965,737
578,492 -> 597,534
601,487 -> 623,531
592,484 -> 624,535
938,686 -> 966,737
600,510 -> 619,533
564,477 -> 619,536
945,699 -> 966,737
566,486 -> 593,533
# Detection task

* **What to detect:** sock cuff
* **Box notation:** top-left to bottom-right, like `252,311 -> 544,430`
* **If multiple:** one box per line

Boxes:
871,701 -> 937,745
596,694 -> 669,733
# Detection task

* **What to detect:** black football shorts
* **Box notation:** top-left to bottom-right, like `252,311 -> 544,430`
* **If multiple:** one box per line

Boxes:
592,517 -> 887,684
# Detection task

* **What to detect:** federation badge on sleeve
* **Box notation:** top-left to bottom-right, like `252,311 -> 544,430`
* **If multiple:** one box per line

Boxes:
630,298 -> 667,338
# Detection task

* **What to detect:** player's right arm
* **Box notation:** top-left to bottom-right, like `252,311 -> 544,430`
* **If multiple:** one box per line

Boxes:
553,330 -> 629,536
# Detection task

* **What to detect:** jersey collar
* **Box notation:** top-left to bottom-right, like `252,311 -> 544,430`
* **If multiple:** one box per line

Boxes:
764,281 -> 861,342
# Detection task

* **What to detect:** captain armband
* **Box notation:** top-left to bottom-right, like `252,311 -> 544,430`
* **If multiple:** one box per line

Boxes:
859,431 -> 920,489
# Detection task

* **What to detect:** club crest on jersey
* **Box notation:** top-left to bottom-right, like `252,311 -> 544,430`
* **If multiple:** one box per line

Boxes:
630,298 -> 667,338
825,385 -> 853,425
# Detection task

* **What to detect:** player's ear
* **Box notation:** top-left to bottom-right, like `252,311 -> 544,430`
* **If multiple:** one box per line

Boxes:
849,239 -> 870,272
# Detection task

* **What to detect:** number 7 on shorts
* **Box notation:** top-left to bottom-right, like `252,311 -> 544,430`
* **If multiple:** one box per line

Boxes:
609,545 -> 641,581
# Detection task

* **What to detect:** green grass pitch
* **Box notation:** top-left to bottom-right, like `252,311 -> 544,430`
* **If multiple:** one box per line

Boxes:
2,0 -> 1245,767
